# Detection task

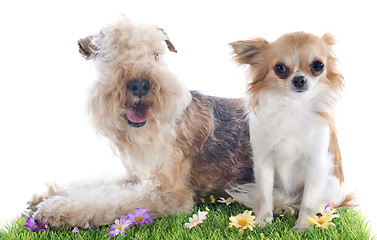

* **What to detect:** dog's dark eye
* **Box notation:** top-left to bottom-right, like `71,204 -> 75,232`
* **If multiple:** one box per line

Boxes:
310,61 -> 324,76
274,63 -> 289,78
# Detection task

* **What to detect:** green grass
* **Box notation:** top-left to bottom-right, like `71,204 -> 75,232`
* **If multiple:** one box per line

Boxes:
1,203 -> 374,240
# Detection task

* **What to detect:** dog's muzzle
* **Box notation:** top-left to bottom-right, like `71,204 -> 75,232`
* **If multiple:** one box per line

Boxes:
125,102 -> 149,128
128,79 -> 150,99
125,79 -> 151,127
292,76 -> 308,92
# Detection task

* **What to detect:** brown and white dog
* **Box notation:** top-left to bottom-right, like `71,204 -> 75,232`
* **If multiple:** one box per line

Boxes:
27,17 -> 254,228
227,32 -> 349,231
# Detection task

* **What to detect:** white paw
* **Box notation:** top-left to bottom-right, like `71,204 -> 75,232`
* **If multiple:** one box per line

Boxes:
256,211 -> 273,227
293,219 -> 310,232
33,196 -> 73,228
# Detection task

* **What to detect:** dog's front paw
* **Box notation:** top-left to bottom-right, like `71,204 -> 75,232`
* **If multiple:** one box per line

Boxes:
293,219 -> 310,232
33,196 -> 73,228
255,211 -> 273,227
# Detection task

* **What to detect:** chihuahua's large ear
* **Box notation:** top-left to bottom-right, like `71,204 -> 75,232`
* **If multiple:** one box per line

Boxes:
230,38 -> 269,65
78,34 -> 101,60
157,28 -> 177,53
321,32 -> 336,45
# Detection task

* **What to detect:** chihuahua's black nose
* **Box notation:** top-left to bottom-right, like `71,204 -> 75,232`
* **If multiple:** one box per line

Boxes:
292,76 -> 307,89
128,79 -> 150,98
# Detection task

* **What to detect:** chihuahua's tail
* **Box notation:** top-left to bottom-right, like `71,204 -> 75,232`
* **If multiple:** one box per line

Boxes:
226,183 -> 301,215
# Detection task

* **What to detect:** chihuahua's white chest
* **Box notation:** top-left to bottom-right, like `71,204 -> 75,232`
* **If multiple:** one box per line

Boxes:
250,93 -> 331,192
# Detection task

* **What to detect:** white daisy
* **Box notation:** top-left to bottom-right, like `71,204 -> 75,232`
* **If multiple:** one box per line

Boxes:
217,197 -> 237,205
184,210 -> 208,229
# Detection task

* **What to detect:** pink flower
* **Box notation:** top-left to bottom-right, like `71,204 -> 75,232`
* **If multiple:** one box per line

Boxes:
320,202 -> 340,218
72,226 -> 79,233
84,222 -> 90,229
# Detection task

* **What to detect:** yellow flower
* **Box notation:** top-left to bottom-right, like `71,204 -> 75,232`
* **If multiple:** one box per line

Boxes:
306,213 -> 335,229
200,198 -> 205,203
260,233 -> 265,238
210,195 -> 215,203
229,210 -> 256,233
205,207 -> 210,212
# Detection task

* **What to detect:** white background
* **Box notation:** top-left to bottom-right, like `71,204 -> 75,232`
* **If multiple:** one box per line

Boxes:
1,0 -> 376,236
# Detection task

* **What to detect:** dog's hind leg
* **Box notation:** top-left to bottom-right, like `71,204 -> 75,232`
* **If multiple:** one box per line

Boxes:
30,176 -> 194,228
27,173 -> 139,212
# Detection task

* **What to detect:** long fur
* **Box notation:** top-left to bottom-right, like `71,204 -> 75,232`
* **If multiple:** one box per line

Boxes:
27,17 -> 254,228
227,32 -> 348,231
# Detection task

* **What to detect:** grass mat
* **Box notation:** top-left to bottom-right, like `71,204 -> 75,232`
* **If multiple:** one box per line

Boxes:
1,203 -> 374,239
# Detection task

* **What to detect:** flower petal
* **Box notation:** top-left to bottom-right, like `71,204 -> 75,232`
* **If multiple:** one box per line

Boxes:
321,214 -> 335,222
306,216 -> 318,225
184,223 -> 193,229
136,208 -> 145,216
247,224 -> 254,231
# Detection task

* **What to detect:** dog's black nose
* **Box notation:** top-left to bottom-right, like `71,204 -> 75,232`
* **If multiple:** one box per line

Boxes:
292,76 -> 307,89
128,79 -> 150,98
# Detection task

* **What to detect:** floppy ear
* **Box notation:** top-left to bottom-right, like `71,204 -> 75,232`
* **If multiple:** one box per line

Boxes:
230,38 -> 269,65
321,32 -> 336,45
78,34 -> 100,60
157,28 -> 177,53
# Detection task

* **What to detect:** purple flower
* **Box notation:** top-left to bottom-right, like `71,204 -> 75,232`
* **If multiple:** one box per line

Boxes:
24,216 -> 49,233
84,222 -> 90,229
24,216 -> 38,231
72,226 -> 79,233
108,215 -> 132,238
37,221 -> 50,232
127,208 -> 153,225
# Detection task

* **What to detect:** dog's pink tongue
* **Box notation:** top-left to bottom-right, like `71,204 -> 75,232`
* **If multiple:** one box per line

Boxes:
126,103 -> 149,123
